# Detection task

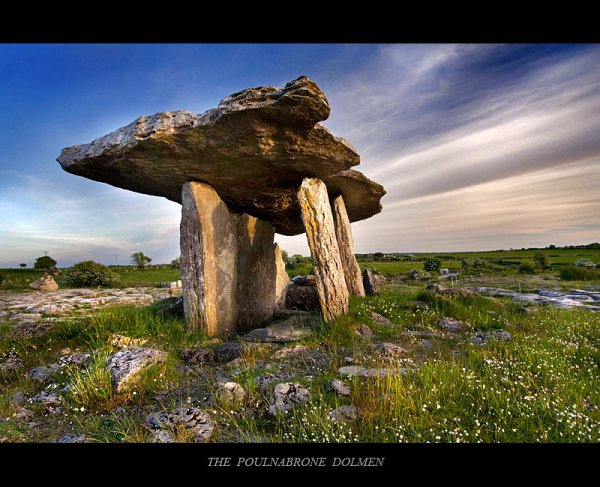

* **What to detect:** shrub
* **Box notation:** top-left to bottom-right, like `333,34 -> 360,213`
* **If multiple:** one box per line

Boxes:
473,259 -> 485,268
170,257 -> 181,269
424,258 -> 442,272
560,265 -> 599,281
63,261 -> 120,287
34,255 -> 57,270
19,263 -> 27,268
461,258 -> 471,269
518,263 -> 535,274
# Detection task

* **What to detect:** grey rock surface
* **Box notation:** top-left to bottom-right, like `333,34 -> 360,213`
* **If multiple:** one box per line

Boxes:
29,275 -> 58,292
268,382 -> 310,415
330,379 -> 351,396
471,329 -> 512,346
362,268 -> 381,296
106,347 -> 167,392
354,323 -> 374,340
242,314 -> 316,343
330,405 -> 358,421
438,318 -> 464,332
145,407 -> 214,443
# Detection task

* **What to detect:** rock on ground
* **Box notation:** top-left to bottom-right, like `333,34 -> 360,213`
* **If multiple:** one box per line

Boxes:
438,318 -> 464,332
180,348 -> 215,364
274,345 -> 311,359
331,379 -> 351,396
285,282 -> 320,311
216,381 -> 247,403
29,275 -> 58,292
242,315 -> 316,343
30,391 -> 61,406
214,342 -> 246,363
0,357 -> 24,373
371,312 -> 393,326
268,382 -> 311,415
362,268 -> 380,296
373,342 -> 409,358
471,330 -> 512,346
353,324 -> 374,340
56,434 -> 87,443
145,407 -> 214,443
58,352 -> 91,366
106,347 -> 167,392
330,405 -> 358,421
27,365 -> 59,383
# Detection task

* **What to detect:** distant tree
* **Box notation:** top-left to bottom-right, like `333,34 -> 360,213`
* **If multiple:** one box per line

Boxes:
548,244 -> 556,250
130,251 -> 152,270
292,254 -> 308,264
170,257 -> 181,269
34,255 -> 57,270
19,263 -> 27,268
533,252 -> 548,269
281,249 -> 290,264
373,252 -> 384,262
424,257 -> 442,272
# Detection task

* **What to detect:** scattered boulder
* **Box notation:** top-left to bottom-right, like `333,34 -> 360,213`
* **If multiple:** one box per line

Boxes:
518,305 -> 537,315
285,282 -> 319,311
330,405 -> 358,422
109,334 -> 147,349
215,342 -> 246,363
242,315 -> 316,343
419,339 -> 434,350
216,381 -> 247,403
29,275 -> 58,292
330,379 -> 351,396
56,434 -> 87,443
471,329 -> 512,346
338,365 -> 367,376
58,352 -> 91,367
180,347 -> 215,364
0,357 -> 24,373
27,365 -> 59,383
370,312 -> 393,326
274,345 -> 310,359
145,407 -> 214,443
106,347 -> 167,392
373,342 -> 409,358
408,269 -> 432,281
268,382 -> 310,415
362,268 -> 380,296
30,391 -> 61,407
353,323 -> 374,340
438,318 -> 464,332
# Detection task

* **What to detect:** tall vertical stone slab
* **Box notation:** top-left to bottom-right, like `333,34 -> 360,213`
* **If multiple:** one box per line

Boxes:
332,195 -> 365,297
297,178 -> 349,322
180,182 -> 239,336
236,215 -> 289,331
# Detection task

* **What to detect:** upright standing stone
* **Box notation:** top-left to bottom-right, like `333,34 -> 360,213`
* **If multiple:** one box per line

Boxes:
297,178 -> 349,322
332,195 -> 365,297
236,215 -> 289,331
180,182 -> 239,336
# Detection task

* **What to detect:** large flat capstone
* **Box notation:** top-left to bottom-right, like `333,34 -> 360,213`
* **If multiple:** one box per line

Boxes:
57,76 -> 385,235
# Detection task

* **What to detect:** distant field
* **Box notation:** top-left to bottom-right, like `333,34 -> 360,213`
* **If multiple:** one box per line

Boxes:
0,267 -> 180,291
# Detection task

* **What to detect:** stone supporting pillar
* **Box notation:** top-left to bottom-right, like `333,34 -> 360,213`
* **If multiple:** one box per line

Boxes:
180,182 -> 289,336
181,182 -> 239,336
236,215 -> 289,332
332,194 -> 365,297
297,178 -> 349,322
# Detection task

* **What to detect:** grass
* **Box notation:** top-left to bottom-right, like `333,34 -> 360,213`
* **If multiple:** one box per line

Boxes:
1,267 -> 599,443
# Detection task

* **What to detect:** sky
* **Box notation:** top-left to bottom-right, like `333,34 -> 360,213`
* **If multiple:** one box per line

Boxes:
1,44 -> 599,267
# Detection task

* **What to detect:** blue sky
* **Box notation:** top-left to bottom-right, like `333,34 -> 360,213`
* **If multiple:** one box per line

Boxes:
1,44 -> 599,267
